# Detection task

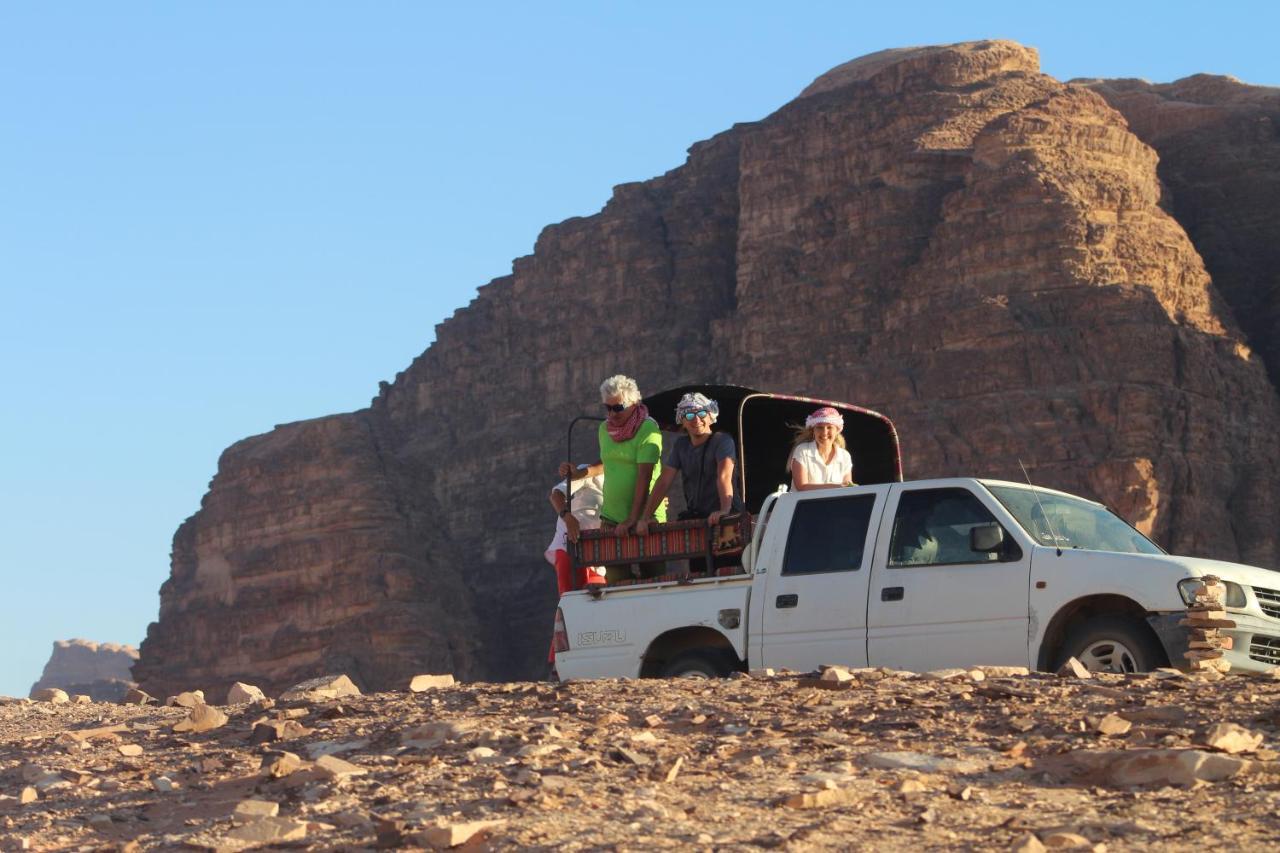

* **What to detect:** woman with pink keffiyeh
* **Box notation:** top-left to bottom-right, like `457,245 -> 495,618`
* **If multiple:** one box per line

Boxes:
788,407 -> 855,490
559,374 -> 667,536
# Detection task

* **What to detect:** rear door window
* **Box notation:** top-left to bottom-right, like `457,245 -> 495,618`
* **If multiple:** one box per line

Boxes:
781,494 -> 876,575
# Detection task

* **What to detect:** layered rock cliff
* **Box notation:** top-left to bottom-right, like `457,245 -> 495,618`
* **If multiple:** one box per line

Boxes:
135,41 -> 1280,695
30,639 -> 138,702
1083,75 -> 1280,387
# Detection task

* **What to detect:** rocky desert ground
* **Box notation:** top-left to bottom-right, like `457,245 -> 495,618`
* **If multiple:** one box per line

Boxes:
5,665 -> 1280,851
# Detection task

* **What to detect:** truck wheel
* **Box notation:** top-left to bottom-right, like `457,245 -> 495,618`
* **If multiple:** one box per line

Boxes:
1055,616 -> 1164,674
660,650 -> 733,679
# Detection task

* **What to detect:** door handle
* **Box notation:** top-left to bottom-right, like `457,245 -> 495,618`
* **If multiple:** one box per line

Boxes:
881,587 -> 904,602
775,594 -> 798,608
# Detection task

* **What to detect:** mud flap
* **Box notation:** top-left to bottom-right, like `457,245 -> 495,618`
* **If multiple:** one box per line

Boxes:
1146,612 -> 1190,671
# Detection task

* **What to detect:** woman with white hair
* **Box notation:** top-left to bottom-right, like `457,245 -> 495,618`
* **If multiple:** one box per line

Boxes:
560,374 -> 666,535
789,406 -> 855,491
637,391 -> 743,535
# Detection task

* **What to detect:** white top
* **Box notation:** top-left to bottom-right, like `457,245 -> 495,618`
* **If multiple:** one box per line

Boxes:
544,473 -> 605,564
789,441 -> 853,486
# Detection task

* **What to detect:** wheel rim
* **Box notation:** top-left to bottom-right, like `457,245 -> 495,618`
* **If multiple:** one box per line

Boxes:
673,668 -> 712,679
1078,639 -> 1139,673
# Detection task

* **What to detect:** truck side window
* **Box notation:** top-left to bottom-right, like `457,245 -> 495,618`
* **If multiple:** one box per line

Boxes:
889,488 -> 1016,567
781,494 -> 875,575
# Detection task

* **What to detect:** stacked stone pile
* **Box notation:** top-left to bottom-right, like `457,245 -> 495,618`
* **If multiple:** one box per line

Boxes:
1181,575 -> 1236,674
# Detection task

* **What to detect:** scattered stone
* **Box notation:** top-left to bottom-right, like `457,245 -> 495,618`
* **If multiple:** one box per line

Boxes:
251,719 -> 312,744
151,775 -> 177,792
781,787 -> 858,809
1119,705 -> 1188,725
261,750 -> 304,778
1041,748 -> 1252,787
306,738 -> 370,758
611,747 -> 649,766
279,674 -> 361,702
61,723 -> 129,743
820,665 -> 856,685
224,816 -> 308,845
862,751 -> 991,774
401,721 -> 471,747
1043,833 -> 1091,849
117,743 -> 143,757
233,799 -> 280,821
30,688 -> 69,703
1096,714 -> 1132,737
166,690 -> 205,708
644,714 -> 664,728
60,767 -> 93,786
1056,658 -> 1092,679
121,688 -> 154,705
19,786 -> 37,804
226,682 -> 267,704
71,694 -> 92,704
978,666 -> 1031,677
413,818 -> 506,849
1013,834 -> 1046,853
664,756 -> 684,783
21,764 -> 68,791
314,754 -> 367,780
924,668 -> 968,681
1202,722 -> 1264,754
408,674 -> 456,692
172,702 -> 228,733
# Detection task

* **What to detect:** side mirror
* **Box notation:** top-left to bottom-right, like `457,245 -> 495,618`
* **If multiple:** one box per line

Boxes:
970,523 -> 1005,553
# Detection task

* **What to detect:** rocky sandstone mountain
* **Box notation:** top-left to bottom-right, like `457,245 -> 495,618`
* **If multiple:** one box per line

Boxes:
134,41 -> 1280,696
30,640 -> 138,703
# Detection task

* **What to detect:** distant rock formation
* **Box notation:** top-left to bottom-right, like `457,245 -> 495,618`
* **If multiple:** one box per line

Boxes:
1083,75 -> 1280,387
31,639 -> 138,702
134,40 -> 1280,697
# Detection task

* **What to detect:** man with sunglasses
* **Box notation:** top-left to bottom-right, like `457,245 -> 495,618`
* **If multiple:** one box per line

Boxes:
559,374 -> 667,538
636,392 -> 743,538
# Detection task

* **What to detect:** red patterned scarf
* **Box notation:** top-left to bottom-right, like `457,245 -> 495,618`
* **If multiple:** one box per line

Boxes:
606,403 -> 649,443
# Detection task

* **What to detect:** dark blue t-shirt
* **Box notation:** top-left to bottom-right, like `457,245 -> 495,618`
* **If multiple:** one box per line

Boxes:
665,431 -> 744,518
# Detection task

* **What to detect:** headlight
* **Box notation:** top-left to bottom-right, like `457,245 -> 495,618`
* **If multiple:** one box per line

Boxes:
1177,578 -> 1247,608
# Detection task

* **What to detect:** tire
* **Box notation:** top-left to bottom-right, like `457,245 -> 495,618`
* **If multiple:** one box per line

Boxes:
660,649 -> 734,679
1054,615 -> 1165,674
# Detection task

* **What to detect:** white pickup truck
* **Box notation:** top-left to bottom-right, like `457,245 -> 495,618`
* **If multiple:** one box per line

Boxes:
553,387 -> 1280,680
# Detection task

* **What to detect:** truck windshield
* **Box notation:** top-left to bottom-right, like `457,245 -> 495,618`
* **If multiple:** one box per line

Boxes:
986,485 -> 1164,555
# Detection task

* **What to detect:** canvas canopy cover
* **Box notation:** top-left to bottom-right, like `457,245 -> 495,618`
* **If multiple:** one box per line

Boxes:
567,385 -> 902,515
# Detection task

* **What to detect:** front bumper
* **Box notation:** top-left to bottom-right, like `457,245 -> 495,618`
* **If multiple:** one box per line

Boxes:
1148,611 -> 1280,674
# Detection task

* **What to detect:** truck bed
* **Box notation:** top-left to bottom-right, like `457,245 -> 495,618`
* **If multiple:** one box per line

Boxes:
556,571 -> 753,679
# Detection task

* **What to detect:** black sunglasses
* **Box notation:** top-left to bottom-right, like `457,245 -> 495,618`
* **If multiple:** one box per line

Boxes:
681,410 -> 709,421
602,403 -> 627,413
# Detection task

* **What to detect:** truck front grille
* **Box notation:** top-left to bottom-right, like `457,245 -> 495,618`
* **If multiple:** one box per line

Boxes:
1249,634 -> 1280,666
1253,586 -> 1280,619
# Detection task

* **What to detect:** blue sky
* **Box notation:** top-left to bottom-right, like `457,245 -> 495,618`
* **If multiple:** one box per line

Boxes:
2,2 -> 1276,697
